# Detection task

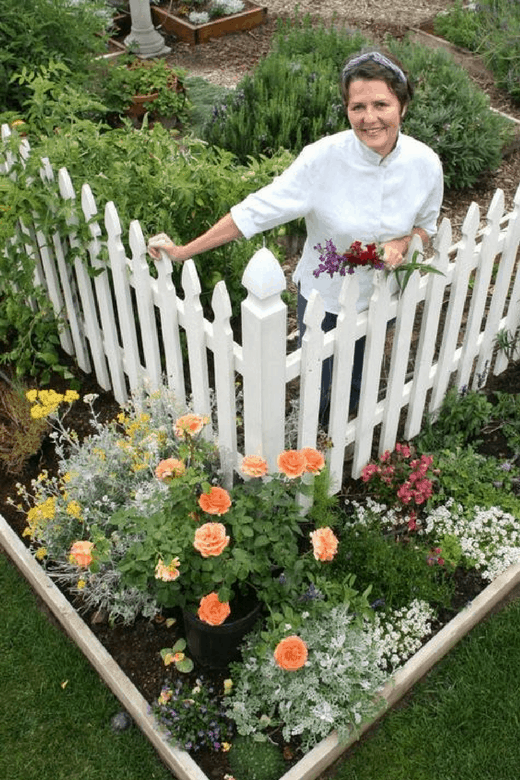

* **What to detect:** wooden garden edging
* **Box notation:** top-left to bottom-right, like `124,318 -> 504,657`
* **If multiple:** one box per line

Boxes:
2,511 -> 520,780
151,2 -> 267,45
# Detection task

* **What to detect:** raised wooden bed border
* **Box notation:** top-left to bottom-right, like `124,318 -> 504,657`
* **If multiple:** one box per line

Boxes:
151,3 -> 267,45
2,513 -> 520,780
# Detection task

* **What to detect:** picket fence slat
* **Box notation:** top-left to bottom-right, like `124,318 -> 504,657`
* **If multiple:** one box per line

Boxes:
404,220 -> 452,441
2,127 -> 520,490
81,184 -> 125,396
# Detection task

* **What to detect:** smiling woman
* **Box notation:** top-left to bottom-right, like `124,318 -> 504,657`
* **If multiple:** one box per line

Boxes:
147,46 -> 443,425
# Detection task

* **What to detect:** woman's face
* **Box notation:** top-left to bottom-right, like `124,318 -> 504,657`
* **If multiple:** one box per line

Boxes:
347,79 -> 405,159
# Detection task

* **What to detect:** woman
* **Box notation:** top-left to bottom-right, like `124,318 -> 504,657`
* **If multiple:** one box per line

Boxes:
148,48 -> 444,420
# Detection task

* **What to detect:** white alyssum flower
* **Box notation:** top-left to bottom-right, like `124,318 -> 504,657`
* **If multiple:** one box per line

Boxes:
420,499 -> 520,581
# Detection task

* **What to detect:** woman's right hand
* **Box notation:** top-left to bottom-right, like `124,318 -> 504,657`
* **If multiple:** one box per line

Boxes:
147,233 -> 186,263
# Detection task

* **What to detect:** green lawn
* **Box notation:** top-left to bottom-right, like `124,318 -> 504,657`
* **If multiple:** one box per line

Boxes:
0,551 -> 172,780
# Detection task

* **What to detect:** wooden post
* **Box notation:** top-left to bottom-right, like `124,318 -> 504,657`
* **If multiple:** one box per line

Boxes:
241,247 -> 286,470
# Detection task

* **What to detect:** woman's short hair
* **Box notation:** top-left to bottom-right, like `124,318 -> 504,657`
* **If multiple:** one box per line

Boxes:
340,48 -> 414,113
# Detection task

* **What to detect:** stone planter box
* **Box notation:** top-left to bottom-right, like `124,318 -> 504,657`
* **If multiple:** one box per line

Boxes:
2,512 -> 520,780
151,2 -> 267,45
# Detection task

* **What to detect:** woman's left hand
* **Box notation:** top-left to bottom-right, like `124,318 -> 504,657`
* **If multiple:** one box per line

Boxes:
383,239 -> 407,270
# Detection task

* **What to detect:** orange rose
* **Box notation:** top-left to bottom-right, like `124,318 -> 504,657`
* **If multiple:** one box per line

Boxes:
193,522 -> 230,557
274,636 -> 308,671
198,486 -> 231,515
241,455 -> 269,478
173,413 -> 208,438
198,592 -> 231,625
155,557 -> 181,581
301,447 -> 326,474
310,527 -> 339,562
70,540 -> 94,568
155,458 -> 186,482
277,450 -> 307,479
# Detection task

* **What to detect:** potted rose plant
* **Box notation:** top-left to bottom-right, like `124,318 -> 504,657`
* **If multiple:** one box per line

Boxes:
110,415 -> 336,665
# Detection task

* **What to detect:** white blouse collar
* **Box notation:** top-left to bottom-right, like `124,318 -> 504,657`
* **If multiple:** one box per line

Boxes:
350,129 -> 403,166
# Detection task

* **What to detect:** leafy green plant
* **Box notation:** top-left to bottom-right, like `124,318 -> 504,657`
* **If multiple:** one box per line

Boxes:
434,0 -> 520,103
493,391 -> 520,455
1,0 -> 109,112
333,507 -> 454,611
433,1 -> 483,51
415,386 -> 494,453
430,446 -> 520,518
160,638 -> 194,673
101,57 -> 191,122
228,735 -> 286,780
496,327 -> 520,362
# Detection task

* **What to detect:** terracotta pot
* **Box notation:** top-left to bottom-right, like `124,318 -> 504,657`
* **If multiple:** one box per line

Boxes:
126,91 -> 160,118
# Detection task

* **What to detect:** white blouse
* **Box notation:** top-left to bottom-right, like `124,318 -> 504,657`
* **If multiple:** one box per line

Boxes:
230,129 -> 443,314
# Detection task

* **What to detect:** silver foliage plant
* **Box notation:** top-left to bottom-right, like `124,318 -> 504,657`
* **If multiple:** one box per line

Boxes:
228,605 -> 388,752
15,387 -> 197,624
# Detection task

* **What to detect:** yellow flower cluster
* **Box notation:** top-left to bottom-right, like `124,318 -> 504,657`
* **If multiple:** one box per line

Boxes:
26,389 -> 80,419
23,497 -> 56,538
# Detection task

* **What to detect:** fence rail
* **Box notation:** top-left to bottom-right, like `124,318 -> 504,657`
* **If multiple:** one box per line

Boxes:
2,124 -> 520,491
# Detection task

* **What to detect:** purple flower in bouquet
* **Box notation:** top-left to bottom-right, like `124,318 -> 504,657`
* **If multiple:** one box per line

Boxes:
313,239 -> 385,278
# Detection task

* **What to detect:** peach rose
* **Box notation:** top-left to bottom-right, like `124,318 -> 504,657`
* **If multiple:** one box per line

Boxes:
155,557 -> 181,581
274,636 -> 308,671
173,413 -> 208,438
69,540 -> 94,568
241,455 -> 269,478
277,449 -> 307,479
310,527 -> 339,562
198,592 -> 231,625
301,447 -> 326,474
155,458 -> 186,482
193,522 -> 230,557
198,486 -> 231,515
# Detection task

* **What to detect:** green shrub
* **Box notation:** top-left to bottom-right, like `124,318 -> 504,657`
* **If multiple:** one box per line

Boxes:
434,2 -> 483,51
388,37 -> 514,188
434,0 -> 520,103
415,386 -> 494,453
1,0 -> 109,112
202,13 -> 514,188
228,735 -> 286,780
431,447 -> 520,517
330,519 -> 454,611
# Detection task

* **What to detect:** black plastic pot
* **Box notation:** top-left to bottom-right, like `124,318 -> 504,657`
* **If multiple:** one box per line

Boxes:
182,596 -> 261,669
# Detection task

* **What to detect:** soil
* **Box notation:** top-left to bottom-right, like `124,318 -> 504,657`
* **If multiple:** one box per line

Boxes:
2,4 -> 520,778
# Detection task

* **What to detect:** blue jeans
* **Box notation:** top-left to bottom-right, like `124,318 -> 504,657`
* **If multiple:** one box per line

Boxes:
297,288 -> 365,424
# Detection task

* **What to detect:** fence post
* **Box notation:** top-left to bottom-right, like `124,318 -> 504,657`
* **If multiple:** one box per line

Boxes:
241,247 -> 287,470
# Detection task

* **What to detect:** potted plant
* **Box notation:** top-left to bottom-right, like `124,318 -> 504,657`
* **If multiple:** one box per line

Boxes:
103,56 -> 190,121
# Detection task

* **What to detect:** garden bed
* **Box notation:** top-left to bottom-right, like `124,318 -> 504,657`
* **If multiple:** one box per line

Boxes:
151,1 -> 268,45
2,515 -> 520,780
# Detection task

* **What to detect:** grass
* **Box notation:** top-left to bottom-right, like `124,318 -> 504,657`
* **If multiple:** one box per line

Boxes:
333,595 -> 520,780
2,547 -> 520,780
0,551 -> 171,780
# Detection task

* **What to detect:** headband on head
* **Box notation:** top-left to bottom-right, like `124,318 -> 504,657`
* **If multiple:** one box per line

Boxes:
342,52 -> 407,84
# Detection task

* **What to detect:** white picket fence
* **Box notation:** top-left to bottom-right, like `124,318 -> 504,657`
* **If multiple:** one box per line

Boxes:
2,123 -> 520,492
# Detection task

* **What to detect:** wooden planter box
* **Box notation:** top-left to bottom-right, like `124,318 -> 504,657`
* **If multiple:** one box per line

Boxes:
2,512 -> 520,780
151,2 -> 267,45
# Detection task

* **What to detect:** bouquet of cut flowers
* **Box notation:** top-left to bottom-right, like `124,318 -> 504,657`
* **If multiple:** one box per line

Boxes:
313,239 -> 384,278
